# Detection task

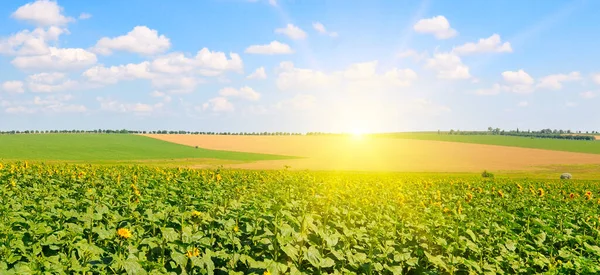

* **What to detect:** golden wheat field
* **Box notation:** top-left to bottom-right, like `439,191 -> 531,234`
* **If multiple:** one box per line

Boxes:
142,134 -> 600,172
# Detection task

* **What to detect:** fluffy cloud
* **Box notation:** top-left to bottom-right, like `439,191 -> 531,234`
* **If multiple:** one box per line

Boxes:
276,94 -> 316,110
312,22 -> 338,37
84,47 -> 243,92
11,0 -> 74,26
425,52 -> 471,80
1,81 -> 25,94
503,69 -> 534,85
247,67 -> 267,79
517,101 -> 529,107
501,69 -> 535,94
150,48 -> 243,75
453,34 -> 512,55
194,48 -> 243,72
0,26 -> 65,56
536,72 -> 581,90
276,61 -> 417,92
97,97 -> 159,114
83,62 -> 153,84
580,91 -> 596,99
275,24 -> 307,40
218,86 -> 261,101
413,16 -> 457,39
151,76 -> 200,94
245,41 -> 294,55
91,26 -> 171,55
12,47 -> 97,71
202,97 -> 234,112
4,94 -> 86,114
27,72 -> 78,92
269,0 -> 277,6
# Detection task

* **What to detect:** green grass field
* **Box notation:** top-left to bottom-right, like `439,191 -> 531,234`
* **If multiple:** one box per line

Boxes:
0,134 -> 293,163
383,133 -> 600,154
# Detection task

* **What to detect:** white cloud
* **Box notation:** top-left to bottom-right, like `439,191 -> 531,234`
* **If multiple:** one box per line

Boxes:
276,62 -> 334,91
580,91 -> 596,99
151,76 -> 200,94
1,81 -> 25,94
150,48 -> 243,75
276,61 -> 417,92
517,101 -> 529,107
276,94 -> 316,110
245,41 -> 294,55
592,73 -> 600,85
4,94 -> 86,114
194,48 -> 243,72
453,34 -> 512,55
247,67 -> 267,79
413,15 -> 457,39
275,24 -> 307,40
0,26 -> 65,56
27,73 -> 78,92
27,72 -> 65,83
97,97 -> 156,113
312,22 -> 338,37
269,0 -> 277,6
501,69 -> 535,94
83,62 -> 153,84
202,97 -> 234,112
12,47 -> 97,71
11,0 -> 74,26
502,69 -> 534,85
536,71 -> 581,90
565,101 -> 577,107
78,13 -> 92,20
91,26 -> 171,55
218,86 -> 261,101
425,52 -> 470,80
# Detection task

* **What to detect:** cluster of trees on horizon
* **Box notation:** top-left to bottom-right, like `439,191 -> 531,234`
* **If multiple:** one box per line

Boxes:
0,129 -> 306,136
0,128 -> 598,141
439,127 -> 597,141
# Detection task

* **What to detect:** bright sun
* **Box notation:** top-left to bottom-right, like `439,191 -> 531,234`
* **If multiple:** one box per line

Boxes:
351,128 -> 366,138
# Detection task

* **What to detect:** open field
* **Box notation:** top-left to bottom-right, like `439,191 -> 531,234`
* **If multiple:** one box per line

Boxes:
0,134 -> 292,163
381,133 -> 600,154
2,162 -> 599,274
144,134 -> 600,175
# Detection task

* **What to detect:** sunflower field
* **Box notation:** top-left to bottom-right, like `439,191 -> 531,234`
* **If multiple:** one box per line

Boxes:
1,162 -> 600,274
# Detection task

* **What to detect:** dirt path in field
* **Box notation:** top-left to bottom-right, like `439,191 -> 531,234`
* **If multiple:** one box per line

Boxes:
142,134 -> 600,172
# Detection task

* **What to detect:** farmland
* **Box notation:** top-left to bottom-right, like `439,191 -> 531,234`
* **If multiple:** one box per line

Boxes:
381,133 -> 600,155
0,134 -> 292,164
1,162 -> 599,274
144,134 -> 600,176
2,133 -> 600,273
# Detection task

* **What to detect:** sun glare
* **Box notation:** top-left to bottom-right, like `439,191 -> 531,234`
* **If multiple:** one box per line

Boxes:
351,128 -> 366,139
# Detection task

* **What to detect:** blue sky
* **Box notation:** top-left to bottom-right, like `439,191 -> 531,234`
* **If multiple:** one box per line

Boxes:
1,0 -> 600,133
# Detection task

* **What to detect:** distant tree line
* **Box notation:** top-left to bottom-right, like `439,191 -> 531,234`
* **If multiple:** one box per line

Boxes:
440,127 -> 597,141
0,129 -> 305,136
